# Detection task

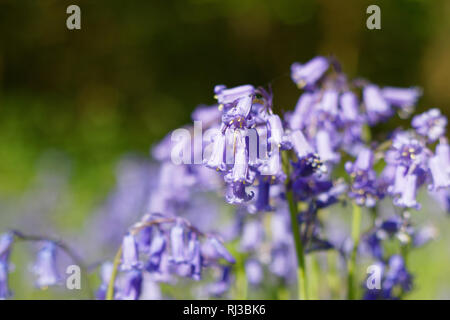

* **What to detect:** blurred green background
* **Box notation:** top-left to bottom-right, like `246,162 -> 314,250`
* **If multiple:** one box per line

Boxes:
1,0 -> 450,299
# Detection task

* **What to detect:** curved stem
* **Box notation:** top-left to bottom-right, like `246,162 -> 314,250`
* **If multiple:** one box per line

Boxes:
286,189 -> 308,300
106,245 -> 122,300
347,203 -> 361,300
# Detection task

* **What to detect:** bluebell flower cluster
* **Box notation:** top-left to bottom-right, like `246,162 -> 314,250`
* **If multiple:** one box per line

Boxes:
1,56 -> 448,300
108,214 -> 235,300
361,215 -> 436,299
364,255 -> 413,300
0,233 -> 14,299
203,84 -> 290,207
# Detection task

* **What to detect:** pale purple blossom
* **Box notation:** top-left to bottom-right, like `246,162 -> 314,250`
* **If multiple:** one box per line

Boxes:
412,108 -> 447,142
32,241 -> 61,288
291,56 -> 329,89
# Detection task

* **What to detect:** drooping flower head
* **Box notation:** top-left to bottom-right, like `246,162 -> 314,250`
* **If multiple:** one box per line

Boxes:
0,233 -> 14,299
412,108 -> 447,142
203,84 -> 291,209
291,56 -> 330,89
345,147 -> 381,207
32,241 -> 61,289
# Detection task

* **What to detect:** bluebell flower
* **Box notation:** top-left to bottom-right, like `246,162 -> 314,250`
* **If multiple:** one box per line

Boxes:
121,233 -> 141,271
257,149 -> 286,185
146,162 -> 197,216
118,269 -> 143,300
380,217 -> 403,234
208,237 -> 236,264
381,87 -> 421,110
291,56 -> 329,89
137,226 -> 153,252
0,261 -> 11,299
290,130 -> 314,159
225,181 -> 255,205
186,232 -> 202,281
316,129 -> 340,163
319,89 -> 339,119
316,181 -> 347,208
393,172 -> 421,210
96,262 -> 114,300
429,188 -> 450,213
222,130 -> 257,204
225,130 -> 252,185
214,84 -> 254,108
240,220 -> 264,252
245,259 -> 263,286
413,225 -> 437,247
32,241 -> 61,288
436,140 -> 450,168
428,152 -> 450,191
292,175 -> 333,202
270,244 -> 295,280
209,266 -> 232,297
0,234 -> 13,299
146,232 -> 166,272
412,108 -> 447,142
191,104 -> 222,126
389,131 -> 426,168
290,130 -> 326,176
270,209 -> 292,246
170,220 -> 186,264
387,165 -> 408,196
363,84 -> 392,125
248,179 -> 272,214
383,255 -> 413,296
204,132 -> 227,171
139,274 -> 162,300
345,147 -> 380,207
222,95 -> 254,129
339,91 -> 360,124
0,233 -> 13,262
364,233 -> 383,261
289,92 -> 316,130
267,114 -> 289,150
205,84 -> 288,208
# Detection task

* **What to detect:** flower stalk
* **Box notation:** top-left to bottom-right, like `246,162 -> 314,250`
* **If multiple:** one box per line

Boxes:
347,202 -> 361,300
282,150 -> 308,300
286,189 -> 308,300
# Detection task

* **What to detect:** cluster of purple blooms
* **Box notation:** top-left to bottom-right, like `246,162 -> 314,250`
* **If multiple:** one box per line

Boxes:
361,215 -> 436,299
1,56 -> 448,300
97,214 -> 237,300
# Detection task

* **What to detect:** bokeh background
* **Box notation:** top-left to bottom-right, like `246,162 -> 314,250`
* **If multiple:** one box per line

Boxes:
1,0 -> 450,299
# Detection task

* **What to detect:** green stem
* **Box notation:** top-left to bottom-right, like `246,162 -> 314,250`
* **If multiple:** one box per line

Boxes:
106,245 -> 122,300
286,189 -> 308,300
347,202 -> 361,300
309,254 -> 320,300
235,252 -> 248,300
